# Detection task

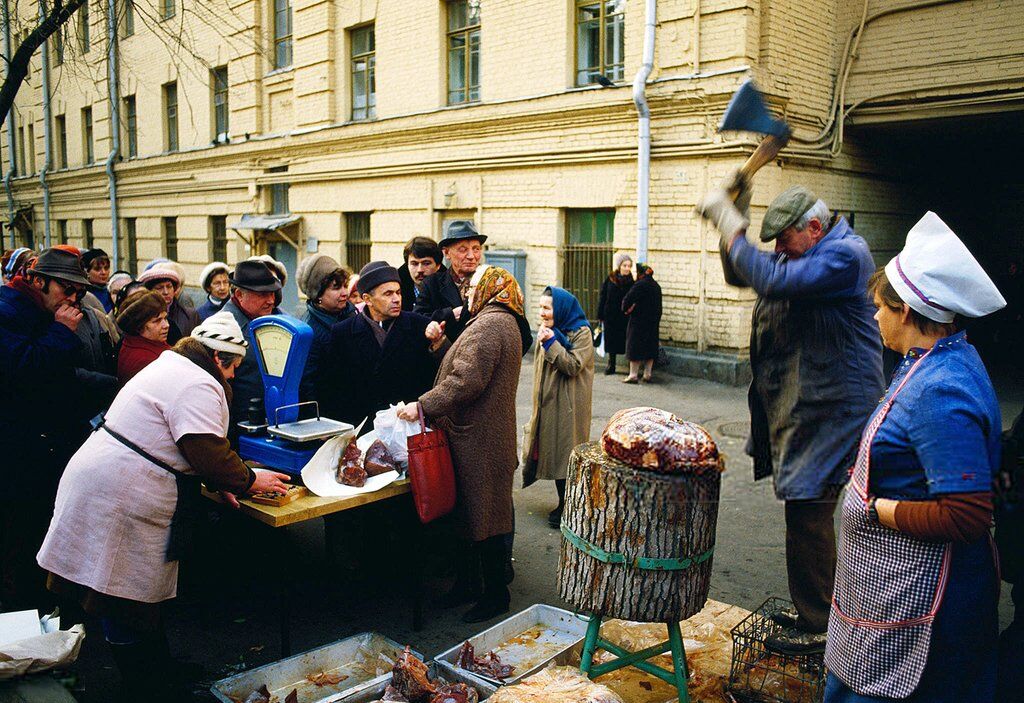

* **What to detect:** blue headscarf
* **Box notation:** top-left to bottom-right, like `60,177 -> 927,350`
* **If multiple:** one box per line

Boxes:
543,286 -> 590,349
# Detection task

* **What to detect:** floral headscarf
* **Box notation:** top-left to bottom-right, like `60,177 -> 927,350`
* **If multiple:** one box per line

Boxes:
469,266 -> 524,317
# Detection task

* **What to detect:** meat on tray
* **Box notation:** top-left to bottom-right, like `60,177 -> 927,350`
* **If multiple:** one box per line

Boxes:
431,683 -> 479,703
456,641 -> 515,681
391,646 -> 437,702
364,439 -> 399,476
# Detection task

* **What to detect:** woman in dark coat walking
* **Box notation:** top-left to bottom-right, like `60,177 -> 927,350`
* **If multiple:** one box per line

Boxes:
621,262 -> 662,383
596,252 -> 634,375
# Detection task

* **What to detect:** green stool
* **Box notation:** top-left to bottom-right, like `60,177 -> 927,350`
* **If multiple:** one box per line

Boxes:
578,613 -> 690,703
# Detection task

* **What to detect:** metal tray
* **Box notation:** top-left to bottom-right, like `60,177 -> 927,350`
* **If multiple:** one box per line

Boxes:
268,417 -> 354,443
210,632 -> 419,703
335,662 -> 497,702
434,604 -> 589,687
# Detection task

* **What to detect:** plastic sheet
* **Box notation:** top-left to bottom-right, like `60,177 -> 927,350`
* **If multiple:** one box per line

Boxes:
487,666 -> 624,703
601,408 -> 722,475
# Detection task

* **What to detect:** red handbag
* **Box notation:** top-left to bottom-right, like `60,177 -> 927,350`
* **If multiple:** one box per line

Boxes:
405,403 -> 457,524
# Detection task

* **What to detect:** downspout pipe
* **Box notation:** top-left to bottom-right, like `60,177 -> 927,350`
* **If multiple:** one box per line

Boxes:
2,0 -> 16,251
632,0 -> 656,264
39,0 -> 52,246
104,0 -> 120,268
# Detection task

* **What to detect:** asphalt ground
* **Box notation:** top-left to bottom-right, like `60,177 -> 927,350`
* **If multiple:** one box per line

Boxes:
40,360 -> 1021,701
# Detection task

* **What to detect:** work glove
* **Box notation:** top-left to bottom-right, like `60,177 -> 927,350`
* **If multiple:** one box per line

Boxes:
695,187 -> 749,241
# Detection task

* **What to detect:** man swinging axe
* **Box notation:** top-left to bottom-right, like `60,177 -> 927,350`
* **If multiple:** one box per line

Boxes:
695,80 -> 884,654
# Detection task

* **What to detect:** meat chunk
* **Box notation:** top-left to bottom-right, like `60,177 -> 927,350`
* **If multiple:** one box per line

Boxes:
241,686 -> 271,703
456,641 -> 514,681
382,685 -> 410,702
337,460 -> 368,487
430,683 -> 479,703
364,439 -> 398,476
391,646 -> 436,702
343,437 -> 363,462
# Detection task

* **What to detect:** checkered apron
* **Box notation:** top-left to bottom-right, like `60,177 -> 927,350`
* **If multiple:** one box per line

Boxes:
825,350 -> 952,698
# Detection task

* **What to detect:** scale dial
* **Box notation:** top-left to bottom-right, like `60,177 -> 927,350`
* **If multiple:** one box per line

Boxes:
254,324 -> 293,378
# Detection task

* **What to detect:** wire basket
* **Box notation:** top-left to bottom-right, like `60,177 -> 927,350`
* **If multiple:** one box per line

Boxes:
726,598 -> 825,703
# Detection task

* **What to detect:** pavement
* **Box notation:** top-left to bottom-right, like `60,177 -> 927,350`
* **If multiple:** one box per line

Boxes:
47,359 -> 1019,701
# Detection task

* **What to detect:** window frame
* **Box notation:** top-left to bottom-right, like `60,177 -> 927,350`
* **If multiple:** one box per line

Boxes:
344,212 -> 372,272
124,95 -> 137,158
52,27 -> 65,65
562,208 -> 616,322
124,0 -> 135,36
163,217 -> 178,259
16,126 -> 24,176
83,219 -> 94,249
163,82 -> 178,152
446,0 -> 481,106
27,123 -> 35,174
79,0 -> 90,53
161,0 -> 175,20
82,107 -> 94,165
55,114 -> 67,168
349,24 -> 376,121
575,0 -> 625,87
212,66 -> 229,142
270,183 -> 290,215
272,0 -> 293,69
210,215 -> 228,262
124,217 -> 138,273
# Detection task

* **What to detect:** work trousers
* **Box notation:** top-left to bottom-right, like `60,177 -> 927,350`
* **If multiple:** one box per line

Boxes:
785,494 -> 839,633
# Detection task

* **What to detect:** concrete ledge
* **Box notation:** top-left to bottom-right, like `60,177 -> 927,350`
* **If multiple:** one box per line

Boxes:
659,346 -> 751,387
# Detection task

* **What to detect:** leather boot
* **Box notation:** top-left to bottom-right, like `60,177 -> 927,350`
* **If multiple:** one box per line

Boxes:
438,542 -> 482,608
604,354 -> 617,375
463,535 -> 511,624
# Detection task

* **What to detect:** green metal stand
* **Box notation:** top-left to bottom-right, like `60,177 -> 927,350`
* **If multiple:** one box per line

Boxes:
578,614 -> 690,703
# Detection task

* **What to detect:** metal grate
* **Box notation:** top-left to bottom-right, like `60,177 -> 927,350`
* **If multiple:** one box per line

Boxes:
562,209 -> 614,322
345,212 -> 372,272
727,598 -> 826,703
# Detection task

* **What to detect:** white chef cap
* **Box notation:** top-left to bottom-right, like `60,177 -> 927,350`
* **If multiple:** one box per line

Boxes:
884,211 -> 1006,323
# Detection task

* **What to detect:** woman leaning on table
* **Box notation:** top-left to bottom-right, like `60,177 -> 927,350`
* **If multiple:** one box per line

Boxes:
824,212 -> 1006,703
36,312 -> 291,703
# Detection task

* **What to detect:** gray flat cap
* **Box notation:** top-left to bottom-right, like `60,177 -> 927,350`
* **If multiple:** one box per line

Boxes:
760,186 -> 818,242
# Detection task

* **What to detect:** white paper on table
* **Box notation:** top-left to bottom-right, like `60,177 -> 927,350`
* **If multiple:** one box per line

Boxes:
301,431 -> 400,497
0,611 -> 42,648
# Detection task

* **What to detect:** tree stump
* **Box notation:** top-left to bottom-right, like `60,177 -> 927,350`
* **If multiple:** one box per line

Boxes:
558,441 -> 721,623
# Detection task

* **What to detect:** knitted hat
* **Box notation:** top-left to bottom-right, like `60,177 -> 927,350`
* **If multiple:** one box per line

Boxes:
612,251 -> 632,270
248,254 -> 288,285
191,311 -> 249,356
357,261 -> 401,294
81,248 -> 110,270
116,290 -> 168,335
200,261 -> 230,291
107,271 -> 134,295
144,258 -> 170,271
297,253 -> 342,299
138,266 -> 181,288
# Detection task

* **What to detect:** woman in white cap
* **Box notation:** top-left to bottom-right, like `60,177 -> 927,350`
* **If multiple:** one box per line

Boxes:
37,311 -> 291,702
824,212 -> 1006,703
197,261 -> 231,321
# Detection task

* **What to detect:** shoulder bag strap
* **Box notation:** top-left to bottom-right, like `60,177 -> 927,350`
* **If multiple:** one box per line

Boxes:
91,413 -> 185,478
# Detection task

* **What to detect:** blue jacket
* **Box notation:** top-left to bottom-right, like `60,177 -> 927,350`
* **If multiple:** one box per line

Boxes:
196,296 -> 228,321
728,218 -> 884,499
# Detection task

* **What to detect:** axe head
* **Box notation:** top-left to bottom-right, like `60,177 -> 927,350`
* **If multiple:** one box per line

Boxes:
719,79 -> 791,141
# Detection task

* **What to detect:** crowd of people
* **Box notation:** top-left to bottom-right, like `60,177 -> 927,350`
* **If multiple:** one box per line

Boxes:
0,186 -> 1020,703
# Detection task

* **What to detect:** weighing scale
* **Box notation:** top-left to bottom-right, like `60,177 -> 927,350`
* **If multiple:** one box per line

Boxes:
237,315 -> 353,475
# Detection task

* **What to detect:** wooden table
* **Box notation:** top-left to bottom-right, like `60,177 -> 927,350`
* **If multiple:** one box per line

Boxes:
203,479 -> 419,656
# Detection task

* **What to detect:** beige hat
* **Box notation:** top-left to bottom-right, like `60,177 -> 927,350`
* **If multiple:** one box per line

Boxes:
191,311 -> 249,356
248,254 -> 287,285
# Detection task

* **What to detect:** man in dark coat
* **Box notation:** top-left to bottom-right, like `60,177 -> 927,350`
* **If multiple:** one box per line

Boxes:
320,262 -> 443,430
697,179 -> 883,654
398,236 -> 443,311
221,260 -> 283,446
0,248 -> 89,609
414,221 -> 485,342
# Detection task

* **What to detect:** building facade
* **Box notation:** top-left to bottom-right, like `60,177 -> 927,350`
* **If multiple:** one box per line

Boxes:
3,0 -> 1022,376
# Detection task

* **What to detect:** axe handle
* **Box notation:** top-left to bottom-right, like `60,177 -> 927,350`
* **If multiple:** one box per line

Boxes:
728,133 -> 788,199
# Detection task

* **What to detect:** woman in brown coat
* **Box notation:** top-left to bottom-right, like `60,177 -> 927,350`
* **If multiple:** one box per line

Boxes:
400,266 -> 532,623
522,286 -> 594,529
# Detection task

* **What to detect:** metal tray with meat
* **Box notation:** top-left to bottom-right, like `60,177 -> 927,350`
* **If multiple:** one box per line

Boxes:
434,604 -> 589,687
336,650 -> 497,702
210,632 -> 420,703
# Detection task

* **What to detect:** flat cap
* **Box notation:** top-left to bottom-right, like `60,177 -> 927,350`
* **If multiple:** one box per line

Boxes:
759,186 -> 818,242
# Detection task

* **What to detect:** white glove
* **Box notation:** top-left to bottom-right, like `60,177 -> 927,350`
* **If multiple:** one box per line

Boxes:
695,188 -> 749,240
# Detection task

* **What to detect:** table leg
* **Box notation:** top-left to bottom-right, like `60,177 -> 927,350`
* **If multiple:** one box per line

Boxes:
579,614 -> 603,677
666,620 -> 690,703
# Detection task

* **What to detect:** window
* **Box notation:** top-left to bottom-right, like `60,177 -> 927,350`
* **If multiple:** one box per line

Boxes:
345,212 -> 371,272
57,219 -> 67,244
576,0 -> 625,86
270,183 -> 290,214
562,209 -> 614,321
27,124 -> 35,174
55,115 -> 67,168
447,0 -> 480,105
124,95 -> 137,157
52,27 -> 64,65
124,218 -> 138,273
162,0 -> 174,20
212,67 -> 229,142
163,217 -> 178,259
83,219 -> 94,249
273,0 -> 292,69
124,0 -> 135,35
16,126 -> 24,175
163,82 -> 178,152
79,0 -> 90,52
350,25 -> 375,121
211,216 -> 228,262
82,107 -> 94,164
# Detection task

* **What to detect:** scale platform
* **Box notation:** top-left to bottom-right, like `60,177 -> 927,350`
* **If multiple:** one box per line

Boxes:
239,411 -> 354,476
267,417 -> 353,443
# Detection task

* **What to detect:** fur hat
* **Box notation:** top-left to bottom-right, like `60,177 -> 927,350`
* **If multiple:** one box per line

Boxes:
297,253 -> 342,300
116,290 -> 168,336
200,261 -> 230,292
191,311 -> 248,356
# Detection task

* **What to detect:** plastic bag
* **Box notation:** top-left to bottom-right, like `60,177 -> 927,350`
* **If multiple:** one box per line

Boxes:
488,666 -> 623,703
594,325 -> 606,358
373,404 -> 425,464
601,407 -> 723,475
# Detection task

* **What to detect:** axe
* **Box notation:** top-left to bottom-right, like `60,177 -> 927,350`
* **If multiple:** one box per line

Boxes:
715,80 -> 791,286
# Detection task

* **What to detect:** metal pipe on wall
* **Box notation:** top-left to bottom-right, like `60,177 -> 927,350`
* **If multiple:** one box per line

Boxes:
39,0 -> 53,246
105,0 -> 121,268
2,0 -> 16,251
632,0 -> 656,264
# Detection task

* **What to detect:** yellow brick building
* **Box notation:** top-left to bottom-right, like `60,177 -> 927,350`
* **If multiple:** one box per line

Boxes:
3,0 -> 1022,380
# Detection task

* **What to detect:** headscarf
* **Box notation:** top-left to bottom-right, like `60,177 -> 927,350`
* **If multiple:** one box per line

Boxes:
636,262 -> 654,279
469,265 -> 524,317
3,247 -> 33,279
544,286 -> 590,349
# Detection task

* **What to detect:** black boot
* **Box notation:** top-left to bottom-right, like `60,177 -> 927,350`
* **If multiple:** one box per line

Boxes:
463,535 -> 511,624
438,542 -> 482,608
604,354 -> 617,375
547,480 -> 566,529
109,635 -> 195,703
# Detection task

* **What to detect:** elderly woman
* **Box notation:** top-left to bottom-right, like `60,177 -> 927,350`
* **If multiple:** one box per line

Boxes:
825,213 -> 1006,703
139,265 -> 198,345
37,312 -> 290,701
597,252 -> 633,375
621,262 -> 663,383
197,261 -> 231,321
523,286 -> 594,528
398,266 -> 532,624
116,290 -> 172,384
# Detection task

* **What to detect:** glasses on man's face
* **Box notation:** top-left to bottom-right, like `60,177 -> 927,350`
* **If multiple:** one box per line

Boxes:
51,278 -> 86,300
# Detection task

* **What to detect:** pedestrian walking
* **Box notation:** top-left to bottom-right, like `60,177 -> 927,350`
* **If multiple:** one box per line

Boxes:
621,262 -> 662,383
414,220 -> 485,342
37,313 -> 290,702
197,261 -> 231,321
696,178 -> 884,653
597,252 -> 633,375
296,253 -> 355,399
116,290 -> 172,384
399,236 -> 443,311
824,212 -> 1005,703
522,286 -> 594,528
399,265 -> 532,623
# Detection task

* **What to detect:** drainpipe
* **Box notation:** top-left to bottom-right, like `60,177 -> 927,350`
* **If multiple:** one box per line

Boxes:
39,0 -> 52,246
2,0 -> 16,250
632,0 -> 656,264
104,0 -> 120,267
